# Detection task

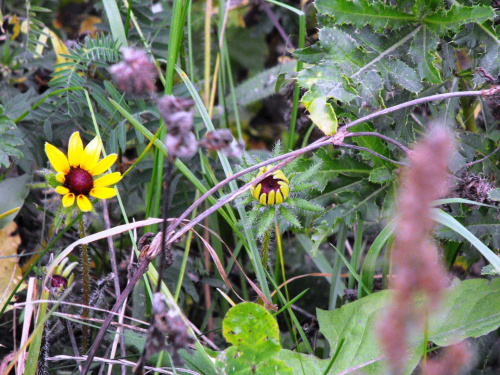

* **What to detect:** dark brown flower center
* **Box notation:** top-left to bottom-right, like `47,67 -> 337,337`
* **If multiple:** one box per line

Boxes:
64,167 -> 93,196
259,175 -> 282,195
51,275 -> 68,289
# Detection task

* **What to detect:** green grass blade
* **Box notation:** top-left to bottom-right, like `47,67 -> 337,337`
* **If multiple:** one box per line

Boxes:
102,0 -> 128,47
432,208 -> 500,273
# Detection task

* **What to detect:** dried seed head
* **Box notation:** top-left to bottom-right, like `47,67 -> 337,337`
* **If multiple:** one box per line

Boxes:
109,48 -> 157,96
165,132 -> 198,159
157,95 -> 195,133
199,129 -> 245,158
456,173 -> 496,205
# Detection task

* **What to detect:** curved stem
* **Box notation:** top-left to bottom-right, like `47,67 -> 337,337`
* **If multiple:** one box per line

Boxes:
341,144 -> 408,166
344,131 -> 410,153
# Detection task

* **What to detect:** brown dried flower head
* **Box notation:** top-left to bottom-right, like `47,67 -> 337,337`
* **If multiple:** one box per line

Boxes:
110,48 -> 158,96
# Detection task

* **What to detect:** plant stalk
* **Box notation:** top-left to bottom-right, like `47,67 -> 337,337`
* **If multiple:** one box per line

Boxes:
77,213 -> 90,352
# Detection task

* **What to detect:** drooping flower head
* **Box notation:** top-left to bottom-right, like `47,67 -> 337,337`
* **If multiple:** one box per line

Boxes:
45,132 -> 121,212
48,257 -> 78,296
250,165 -> 290,206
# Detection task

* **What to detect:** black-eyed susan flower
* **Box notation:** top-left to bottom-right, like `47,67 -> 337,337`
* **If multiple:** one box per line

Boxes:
45,132 -> 121,212
250,165 -> 290,205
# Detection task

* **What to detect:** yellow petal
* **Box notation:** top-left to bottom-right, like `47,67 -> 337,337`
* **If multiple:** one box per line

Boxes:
62,193 -> 75,207
80,137 -> 102,171
55,186 -> 69,195
268,190 -> 275,205
45,143 -> 70,173
252,184 -> 261,200
278,181 -> 289,198
275,190 -> 283,204
259,193 -> 267,206
274,171 -> 289,184
76,195 -> 92,212
90,187 -> 117,199
56,172 -> 66,184
93,172 -> 122,187
89,154 -> 118,176
68,132 -> 84,167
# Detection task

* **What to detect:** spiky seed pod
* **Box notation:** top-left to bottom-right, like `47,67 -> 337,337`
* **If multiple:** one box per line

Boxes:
250,165 -> 290,205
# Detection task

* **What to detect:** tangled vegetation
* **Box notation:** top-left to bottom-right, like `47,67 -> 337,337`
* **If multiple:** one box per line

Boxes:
1,0 -> 500,374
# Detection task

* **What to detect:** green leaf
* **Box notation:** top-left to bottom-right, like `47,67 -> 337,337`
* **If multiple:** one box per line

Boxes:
359,222 -> 394,297
317,278 -> 500,374
432,208 -> 500,273
424,4 -> 494,34
489,188 -> 500,201
223,302 -> 280,362
350,123 -> 393,168
287,198 -> 324,212
257,207 -> 276,238
481,264 -> 500,276
368,167 -> 394,184
0,175 -> 31,229
216,302 -> 293,374
302,91 -> 338,135
102,0 -> 128,47
279,206 -> 302,229
315,0 -> 414,32
275,350 -> 329,374
0,107 -> 24,168
409,27 -> 441,83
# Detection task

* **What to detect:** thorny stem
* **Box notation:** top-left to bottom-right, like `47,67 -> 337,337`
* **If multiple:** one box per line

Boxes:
81,259 -> 151,374
77,213 -> 90,353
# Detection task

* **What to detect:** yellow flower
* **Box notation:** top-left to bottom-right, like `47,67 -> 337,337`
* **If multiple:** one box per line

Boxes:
250,165 -> 289,206
45,132 -> 121,212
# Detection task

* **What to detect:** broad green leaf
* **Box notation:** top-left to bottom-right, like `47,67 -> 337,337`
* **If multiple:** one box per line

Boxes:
275,350 -> 329,374
317,278 -> 500,374
424,4 -> 494,34
409,27 -> 441,83
216,302 -> 292,374
0,175 -> 30,229
368,167 -> 394,184
302,91 -> 338,135
316,0 -> 414,32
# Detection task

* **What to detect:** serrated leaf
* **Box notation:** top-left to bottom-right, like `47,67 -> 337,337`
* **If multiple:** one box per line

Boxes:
381,59 -> 423,93
424,4 -> 494,34
409,27 -> 441,83
302,91 -> 338,135
287,198 -> 324,213
257,207 -> 275,238
279,206 -> 302,229
316,0 -> 414,32
368,167 -> 394,184
350,123 -> 393,168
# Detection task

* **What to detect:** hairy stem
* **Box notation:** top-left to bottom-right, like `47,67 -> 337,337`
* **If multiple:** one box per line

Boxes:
77,213 -> 90,353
